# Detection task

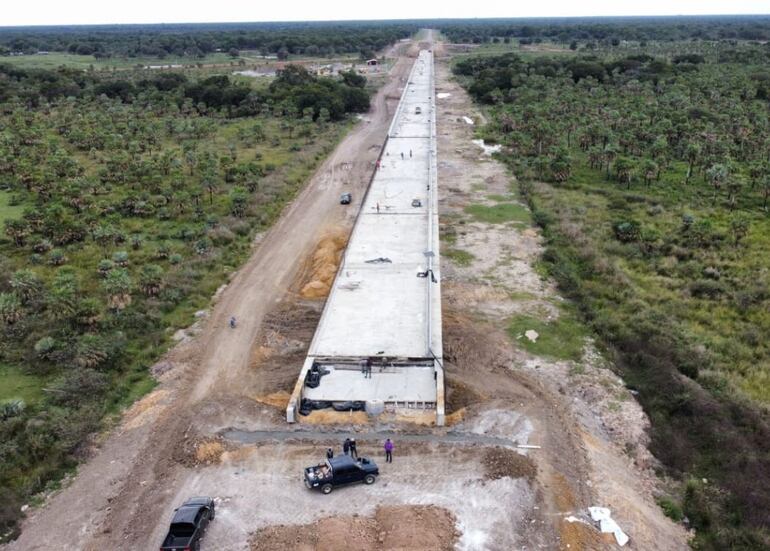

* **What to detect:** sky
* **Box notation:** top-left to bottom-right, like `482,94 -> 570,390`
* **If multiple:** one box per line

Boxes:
1,0 -> 768,26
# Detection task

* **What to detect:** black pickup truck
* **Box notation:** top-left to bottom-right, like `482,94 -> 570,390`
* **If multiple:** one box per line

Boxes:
160,496 -> 215,551
304,455 -> 379,494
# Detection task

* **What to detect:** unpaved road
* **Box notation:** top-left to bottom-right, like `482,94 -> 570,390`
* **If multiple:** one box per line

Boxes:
4,39 -> 420,551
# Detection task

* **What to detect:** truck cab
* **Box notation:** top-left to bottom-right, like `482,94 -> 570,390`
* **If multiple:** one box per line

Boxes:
304,455 -> 379,494
160,497 -> 215,551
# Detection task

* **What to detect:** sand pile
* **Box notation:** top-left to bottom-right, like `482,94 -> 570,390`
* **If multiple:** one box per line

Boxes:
300,230 -> 347,299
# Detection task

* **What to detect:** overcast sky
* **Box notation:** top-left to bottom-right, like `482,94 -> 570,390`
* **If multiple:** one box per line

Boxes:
2,0 -> 768,27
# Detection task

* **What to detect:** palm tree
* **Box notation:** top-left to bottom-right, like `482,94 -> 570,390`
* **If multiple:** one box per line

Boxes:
10,269 -> 42,305
102,268 -> 132,310
685,143 -> 701,185
139,264 -> 164,297
706,163 -> 728,204
613,157 -> 635,189
4,219 -> 30,247
202,172 -> 218,205
641,159 -> 658,187
549,150 -> 572,183
0,293 -> 23,325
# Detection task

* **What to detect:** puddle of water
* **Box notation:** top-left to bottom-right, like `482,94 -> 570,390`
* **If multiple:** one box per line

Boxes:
472,139 -> 502,156
437,92 -> 452,99
462,116 -> 474,125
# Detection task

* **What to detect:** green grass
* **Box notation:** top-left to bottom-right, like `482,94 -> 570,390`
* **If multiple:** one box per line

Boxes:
657,496 -> 685,522
507,311 -> 587,361
465,202 -> 532,225
0,365 -> 44,404
0,191 -> 24,223
487,193 -> 516,202
1,50 -> 368,72
443,248 -> 475,266
0,52 -> 246,70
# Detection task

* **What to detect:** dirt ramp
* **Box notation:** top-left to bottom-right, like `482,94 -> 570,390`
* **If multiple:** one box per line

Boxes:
299,228 -> 348,299
251,505 -> 459,551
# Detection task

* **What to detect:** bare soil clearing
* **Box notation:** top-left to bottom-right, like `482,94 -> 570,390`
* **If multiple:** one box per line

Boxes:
251,505 -> 459,551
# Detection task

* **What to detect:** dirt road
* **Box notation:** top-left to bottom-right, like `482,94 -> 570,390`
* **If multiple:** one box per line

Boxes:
4,39 -> 419,551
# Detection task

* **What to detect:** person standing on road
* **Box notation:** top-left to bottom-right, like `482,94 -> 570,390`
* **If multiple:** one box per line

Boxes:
326,447 -> 334,459
343,438 -> 351,455
384,438 -> 394,463
349,439 -> 358,459
365,357 -> 372,379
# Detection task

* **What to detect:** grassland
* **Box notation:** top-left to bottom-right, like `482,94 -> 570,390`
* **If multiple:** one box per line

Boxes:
0,191 -> 24,224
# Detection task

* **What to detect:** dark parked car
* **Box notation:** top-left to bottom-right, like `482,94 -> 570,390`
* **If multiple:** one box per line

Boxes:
160,496 -> 215,551
304,455 -> 379,494
340,192 -> 352,205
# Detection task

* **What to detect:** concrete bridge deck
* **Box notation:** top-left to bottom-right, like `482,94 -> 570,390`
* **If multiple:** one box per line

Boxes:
287,50 -> 444,424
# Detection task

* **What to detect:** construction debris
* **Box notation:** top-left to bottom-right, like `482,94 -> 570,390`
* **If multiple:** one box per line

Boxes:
588,507 -> 629,547
365,257 -> 393,264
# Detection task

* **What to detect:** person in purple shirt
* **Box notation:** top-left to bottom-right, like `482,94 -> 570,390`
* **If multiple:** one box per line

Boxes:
384,438 -> 394,463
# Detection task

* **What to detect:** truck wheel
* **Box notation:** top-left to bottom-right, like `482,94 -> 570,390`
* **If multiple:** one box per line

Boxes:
193,540 -> 201,551
321,484 -> 333,495
364,474 -> 376,485
209,506 -> 215,521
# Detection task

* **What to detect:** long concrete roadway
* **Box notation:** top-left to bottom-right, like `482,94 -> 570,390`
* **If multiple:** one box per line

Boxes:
287,49 -> 444,425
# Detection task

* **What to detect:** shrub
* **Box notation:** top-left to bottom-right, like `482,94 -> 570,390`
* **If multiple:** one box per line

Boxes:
690,279 -> 726,299
112,251 -> 129,267
656,496 -> 684,522
48,249 -> 67,266
613,221 -> 640,243
97,259 -> 114,277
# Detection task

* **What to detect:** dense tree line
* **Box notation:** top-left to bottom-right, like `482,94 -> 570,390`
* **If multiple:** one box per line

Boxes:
0,21 -> 417,59
455,44 -> 770,549
438,15 -> 770,44
0,63 -> 369,118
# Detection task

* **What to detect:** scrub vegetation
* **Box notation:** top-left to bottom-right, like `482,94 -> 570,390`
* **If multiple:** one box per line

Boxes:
0,47 -> 370,540
0,21 -> 417,61
454,29 -> 770,550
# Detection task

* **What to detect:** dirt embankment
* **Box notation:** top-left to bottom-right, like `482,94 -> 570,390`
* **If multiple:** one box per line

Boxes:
251,505 -> 459,551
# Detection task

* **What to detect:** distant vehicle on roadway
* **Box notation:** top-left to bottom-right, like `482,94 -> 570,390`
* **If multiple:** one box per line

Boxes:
160,496 -> 215,551
415,106 -> 422,114
340,192 -> 352,205
304,454 -> 379,494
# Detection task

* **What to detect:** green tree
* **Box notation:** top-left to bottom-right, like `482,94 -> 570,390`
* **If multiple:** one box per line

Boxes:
0,293 -> 23,325
139,264 -> 164,297
102,268 -> 131,310
10,269 -> 43,305
706,163 -> 728,204
4,219 -> 30,247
